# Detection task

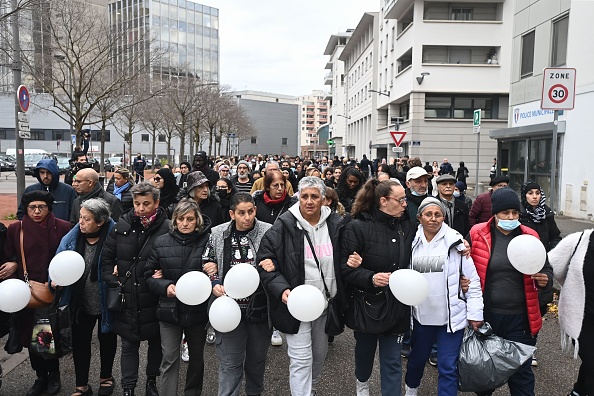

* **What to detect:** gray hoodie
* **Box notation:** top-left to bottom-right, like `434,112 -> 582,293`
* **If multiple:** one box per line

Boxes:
288,203 -> 337,299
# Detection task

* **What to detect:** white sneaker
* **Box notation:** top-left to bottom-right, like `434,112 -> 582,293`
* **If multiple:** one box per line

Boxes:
271,329 -> 283,346
405,385 -> 418,396
180,341 -> 189,362
356,379 -> 370,396
206,326 -> 216,344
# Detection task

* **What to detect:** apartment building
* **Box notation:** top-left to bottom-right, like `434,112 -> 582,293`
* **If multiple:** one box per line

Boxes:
298,90 -> 329,159
323,29 -> 353,159
489,0 -> 594,217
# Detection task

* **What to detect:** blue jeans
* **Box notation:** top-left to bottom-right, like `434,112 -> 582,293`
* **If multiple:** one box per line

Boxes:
476,312 -> 537,396
405,320 -> 463,396
354,331 -> 403,396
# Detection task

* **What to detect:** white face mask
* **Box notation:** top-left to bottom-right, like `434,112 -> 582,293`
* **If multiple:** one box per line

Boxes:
453,191 -> 461,198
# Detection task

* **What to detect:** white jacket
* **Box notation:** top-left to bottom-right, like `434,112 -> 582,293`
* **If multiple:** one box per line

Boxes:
548,229 -> 592,358
412,223 -> 483,333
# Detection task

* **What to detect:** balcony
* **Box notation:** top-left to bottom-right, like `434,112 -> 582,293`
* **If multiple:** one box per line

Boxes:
385,0 -> 415,20
324,72 -> 333,85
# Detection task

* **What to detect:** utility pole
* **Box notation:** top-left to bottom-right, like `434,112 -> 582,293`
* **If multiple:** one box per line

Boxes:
11,0 -> 25,201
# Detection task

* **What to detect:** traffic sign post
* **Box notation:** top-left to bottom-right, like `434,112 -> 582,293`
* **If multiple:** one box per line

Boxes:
473,109 -> 482,195
389,131 -> 407,147
17,85 -> 30,112
540,68 -> 577,212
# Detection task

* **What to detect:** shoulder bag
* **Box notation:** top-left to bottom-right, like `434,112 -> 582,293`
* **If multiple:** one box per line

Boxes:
304,232 -> 344,336
20,223 -> 54,309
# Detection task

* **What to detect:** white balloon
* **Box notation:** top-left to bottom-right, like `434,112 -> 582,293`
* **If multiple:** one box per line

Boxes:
0,279 -> 31,313
209,295 -> 241,332
49,250 -> 85,286
507,234 -> 546,275
175,271 -> 212,306
389,269 -> 430,306
224,263 -> 260,299
287,284 -> 326,322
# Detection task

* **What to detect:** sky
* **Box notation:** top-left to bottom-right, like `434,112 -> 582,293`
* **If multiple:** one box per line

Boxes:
214,1 -> 378,97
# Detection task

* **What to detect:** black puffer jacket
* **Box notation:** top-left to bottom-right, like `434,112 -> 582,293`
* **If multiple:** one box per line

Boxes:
144,220 -> 211,327
253,190 -> 297,225
340,208 -> 414,334
257,211 -> 346,334
102,208 -> 170,341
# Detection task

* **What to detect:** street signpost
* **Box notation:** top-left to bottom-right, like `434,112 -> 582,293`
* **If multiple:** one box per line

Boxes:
17,85 -> 29,112
541,67 -> 577,212
473,109 -> 481,195
389,131 -> 407,147
16,86 -> 31,139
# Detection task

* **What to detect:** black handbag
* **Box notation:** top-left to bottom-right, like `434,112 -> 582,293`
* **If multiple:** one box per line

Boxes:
106,287 -> 125,312
304,233 -> 344,336
156,297 -> 179,324
347,289 -> 392,334
29,296 -> 72,359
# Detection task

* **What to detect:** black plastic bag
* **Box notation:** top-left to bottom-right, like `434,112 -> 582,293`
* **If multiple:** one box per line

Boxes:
3,313 -> 23,354
29,301 -> 72,360
458,322 -> 536,392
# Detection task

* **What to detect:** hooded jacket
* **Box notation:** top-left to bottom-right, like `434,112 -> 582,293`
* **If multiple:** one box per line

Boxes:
70,181 -> 123,226
17,159 -> 77,222
257,204 -> 346,334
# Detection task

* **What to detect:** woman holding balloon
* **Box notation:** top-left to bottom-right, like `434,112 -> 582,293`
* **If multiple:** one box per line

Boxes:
340,179 -> 415,396
52,198 -> 117,396
202,192 -> 273,396
257,176 -> 346,396
404,197 -> 483,396
468,188 -> 552,396
1,191 -> 70,396
144,198 -> 212,396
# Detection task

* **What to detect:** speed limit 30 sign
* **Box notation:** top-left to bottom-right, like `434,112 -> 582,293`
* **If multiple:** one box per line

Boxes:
541,67 -> 576,110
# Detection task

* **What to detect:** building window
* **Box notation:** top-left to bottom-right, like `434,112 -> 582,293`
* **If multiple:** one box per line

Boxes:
90,130 -> 110,142
52,131 -> 64,140
0,129 -> 6,139
31,130 -> 45,140
251,136 -> 257,144
158,134 -> 166,142
551,15 -> 569,67
281,138 -> 288,145
141,134 -> 149,142
399,101 -> 410,121
520,31 -> 535,78
451,8 -> 472,20
425,94 -> 498,119
397,49 -> 413,73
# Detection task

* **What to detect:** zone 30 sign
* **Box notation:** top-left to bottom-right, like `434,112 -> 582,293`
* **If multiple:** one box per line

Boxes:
540,68 -> 576,110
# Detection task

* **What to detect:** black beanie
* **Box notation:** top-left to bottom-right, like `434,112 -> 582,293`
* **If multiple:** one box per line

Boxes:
491,187 -> 521,215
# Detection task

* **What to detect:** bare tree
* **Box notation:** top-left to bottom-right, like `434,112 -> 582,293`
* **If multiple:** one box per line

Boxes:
19,0 -> 163,145
0,0 -> 41,23
138,93 -> 166,169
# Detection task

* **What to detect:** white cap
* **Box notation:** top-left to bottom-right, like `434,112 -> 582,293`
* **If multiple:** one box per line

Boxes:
406,166 -> 429,181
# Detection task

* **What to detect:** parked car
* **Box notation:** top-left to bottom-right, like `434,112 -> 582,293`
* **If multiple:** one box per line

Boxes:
24,153 -> 52,175
0,154 -> 16,172
56,157 -> 70,174
108,156 -> 123,169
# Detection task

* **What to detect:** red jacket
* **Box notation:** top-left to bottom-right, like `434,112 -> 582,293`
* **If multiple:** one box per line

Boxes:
469,218 -> 542,336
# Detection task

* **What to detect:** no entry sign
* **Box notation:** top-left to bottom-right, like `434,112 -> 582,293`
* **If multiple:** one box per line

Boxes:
541,68 -> 576,110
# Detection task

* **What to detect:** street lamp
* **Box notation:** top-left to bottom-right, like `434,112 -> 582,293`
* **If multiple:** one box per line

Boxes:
369,89 -> 390,97
54,53 -> 74,154
336,114 -> 351,119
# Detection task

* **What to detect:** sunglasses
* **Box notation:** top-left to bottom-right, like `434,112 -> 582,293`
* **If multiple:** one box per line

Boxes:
153,177 -> 162,182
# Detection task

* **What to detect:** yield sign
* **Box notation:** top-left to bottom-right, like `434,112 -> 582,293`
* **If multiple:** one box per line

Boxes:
390,131 -> 407,147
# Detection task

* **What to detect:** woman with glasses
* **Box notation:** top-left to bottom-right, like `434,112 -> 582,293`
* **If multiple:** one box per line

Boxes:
151,168 -> 179,219
218,164 -> 231,180
404,197 -> 483,396
1,191 -> 70,396
215,178 -> 237,223
253,170 -> 297,225
340,179 -> 415,396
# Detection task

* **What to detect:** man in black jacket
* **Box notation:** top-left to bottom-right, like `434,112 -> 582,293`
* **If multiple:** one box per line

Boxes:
191,151 -> 219,186
102,182 -> 170,396
70,168 -> 123,226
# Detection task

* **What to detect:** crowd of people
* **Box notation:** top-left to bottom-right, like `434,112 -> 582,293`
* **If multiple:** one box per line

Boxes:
0,150 -> 590,396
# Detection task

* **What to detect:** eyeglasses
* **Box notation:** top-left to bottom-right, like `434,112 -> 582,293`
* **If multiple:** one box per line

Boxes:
421,212 -> 443,220
238,166 -> 248,170
27,204 -> 48,212
220,169 -> 229,172
270,183 -> 285,190
153,177 -> 162,182
385,196 -> 407,204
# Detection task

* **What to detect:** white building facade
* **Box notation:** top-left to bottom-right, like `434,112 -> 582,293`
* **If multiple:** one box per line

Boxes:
490,0 -> 594,217
297,90 -> 329,159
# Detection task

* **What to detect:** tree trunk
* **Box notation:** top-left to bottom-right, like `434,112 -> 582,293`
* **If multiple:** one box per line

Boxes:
178,121 -> 186,165
151,130 -> 156,171
166,139 -> 172,165
100,120 -> 106,175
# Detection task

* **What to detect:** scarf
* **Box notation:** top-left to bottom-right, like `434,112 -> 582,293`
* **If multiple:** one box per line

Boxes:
136,208 -> 158,229
521,182 -> 547,223
75,222 -> 110,282
113,182 -> 130,200
263,189 -> 287,205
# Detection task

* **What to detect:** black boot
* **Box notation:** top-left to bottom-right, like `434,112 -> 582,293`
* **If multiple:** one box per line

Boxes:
145,376 -> 158,396
46,371 -> 61,395
26,376 -> 48,396
123,388 -> 135,396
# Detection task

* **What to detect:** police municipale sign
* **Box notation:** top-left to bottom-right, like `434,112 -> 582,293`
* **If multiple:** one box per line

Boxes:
540,68 -> 576,110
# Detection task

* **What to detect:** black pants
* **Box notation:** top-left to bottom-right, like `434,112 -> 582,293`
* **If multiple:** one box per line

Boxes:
29,349 -> 59,378
72,311 -> 117,387
574,313 -> 594,395
120,334 -> 162,389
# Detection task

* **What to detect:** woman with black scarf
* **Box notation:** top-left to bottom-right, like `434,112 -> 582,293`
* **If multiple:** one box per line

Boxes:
52,198 -> 117,396
336,167 -> 365,214
152,168 -> 180,219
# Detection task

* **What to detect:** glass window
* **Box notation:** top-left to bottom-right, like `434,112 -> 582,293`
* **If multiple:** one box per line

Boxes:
188,23 -> 195,33
204,27 -> 211,37
158,134 -> 166,142
425,96 -> 451,118
282,138 -> 288,145
179,21 -> 186,31
551,15 -> 568,67
161,26 -> 169,41
399,101 -> 410,121
251,136 -> 257,144
161,17 -> 169,28
194,4 -> 202,12
141,134 -> 149,142
153,16 -> 160,26
169,5 -> 177,19
521,31 -> 535,78
204,13 -> 211,28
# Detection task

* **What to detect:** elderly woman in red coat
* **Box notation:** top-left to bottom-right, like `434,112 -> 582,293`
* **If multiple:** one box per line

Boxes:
0,191 -> 70,396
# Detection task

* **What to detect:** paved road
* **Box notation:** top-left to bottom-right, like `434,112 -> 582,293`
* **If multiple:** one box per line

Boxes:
0,189 -> 592,395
